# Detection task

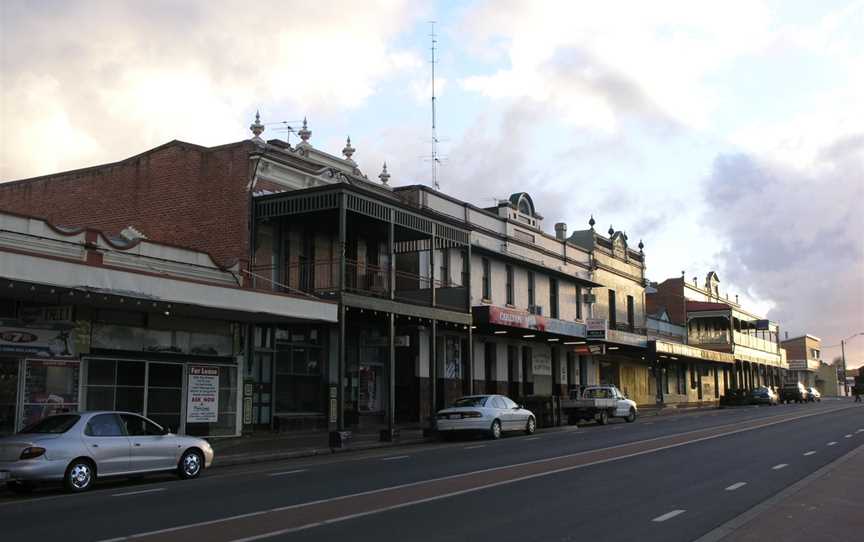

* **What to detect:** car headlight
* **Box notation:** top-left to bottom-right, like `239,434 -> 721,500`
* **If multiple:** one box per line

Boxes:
20,447 -> 46,460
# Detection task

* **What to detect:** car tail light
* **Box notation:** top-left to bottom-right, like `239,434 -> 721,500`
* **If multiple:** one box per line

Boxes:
19,447 -> 46,460
461,411 -> 482,418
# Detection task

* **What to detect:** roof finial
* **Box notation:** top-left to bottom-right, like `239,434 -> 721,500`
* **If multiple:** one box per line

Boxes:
249,110 -> 265,140
298,117 -> 311,144
638,239 -> 644,252
589,215 -> 595,229
378,162 -> 391,185
342,136 -> 355,161
608,224 -> 614,236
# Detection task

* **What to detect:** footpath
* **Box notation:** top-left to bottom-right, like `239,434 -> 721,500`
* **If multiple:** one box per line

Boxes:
210,402 -> 721,467
698,442 -> 864,542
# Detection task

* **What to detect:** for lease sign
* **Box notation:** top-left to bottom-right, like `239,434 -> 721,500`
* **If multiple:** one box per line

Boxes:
186,366 -> 219,423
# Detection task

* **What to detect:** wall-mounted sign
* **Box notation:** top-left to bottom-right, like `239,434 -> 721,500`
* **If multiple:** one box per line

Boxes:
0,326 -> 75,357
186,366 -> 219,423
532,354 -> 552,376
475,306 -> 586,338
586,319 -> 607,340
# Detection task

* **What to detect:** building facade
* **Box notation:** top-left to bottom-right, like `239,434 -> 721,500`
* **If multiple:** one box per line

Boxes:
781,335 -> 821,389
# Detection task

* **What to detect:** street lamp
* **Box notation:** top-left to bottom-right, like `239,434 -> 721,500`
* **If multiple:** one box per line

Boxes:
840,332 -> 864,395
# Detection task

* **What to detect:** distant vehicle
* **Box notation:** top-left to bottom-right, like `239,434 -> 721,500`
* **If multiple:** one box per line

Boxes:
436,395 -> 535,439
780,383 -> 809,404
750,386 -> 779,406
0,412 -> 214,494
560,385 -> 638,425
807,387 -> 821,402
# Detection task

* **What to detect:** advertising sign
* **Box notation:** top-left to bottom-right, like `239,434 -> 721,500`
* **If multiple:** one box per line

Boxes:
186,366 -> 219,423
487,306 -> 544,331
586,319 -> 607,340
532,354 -> 552,376
0,326 -> 75,357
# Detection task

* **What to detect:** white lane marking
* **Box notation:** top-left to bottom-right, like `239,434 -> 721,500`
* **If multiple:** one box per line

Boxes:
725,482 -> 747,491
464,444 -> 487,450
525,437 -> 541,441
268,469 -> 308,477
380,455 -> 410,461
857,429 -> 864,433
772,463 -> 788,470
828,441 -> 838,446
844,434 -> 852,438
111,488 -> 166,497
96,406 -> 858,542
652,510 -> 686,522
803,451 -> 816,456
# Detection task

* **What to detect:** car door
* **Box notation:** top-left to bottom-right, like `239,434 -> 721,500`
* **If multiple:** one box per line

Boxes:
502,396 -> 526,428
491,397 -> 512,430
612,388 -> 629,417
120,414 -> 180,472
82,414 -> 131,475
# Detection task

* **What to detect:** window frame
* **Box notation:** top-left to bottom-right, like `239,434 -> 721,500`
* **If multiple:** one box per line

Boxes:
481,258 -> 491,300
505,265 -> 514,305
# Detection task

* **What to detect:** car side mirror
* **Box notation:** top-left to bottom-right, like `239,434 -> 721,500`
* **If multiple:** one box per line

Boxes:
513,405 -> 521,410
163,427 -> 173,435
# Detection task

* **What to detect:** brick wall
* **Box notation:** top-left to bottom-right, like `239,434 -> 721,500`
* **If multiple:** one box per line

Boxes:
0,140 -> 253,269
647,277 -> 687,325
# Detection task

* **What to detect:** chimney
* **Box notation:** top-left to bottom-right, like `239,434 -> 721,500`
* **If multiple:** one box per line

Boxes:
555,222 -> 567,241
693,276 -> 698,286
785,331 -> 789,340
735,294 -> 739,304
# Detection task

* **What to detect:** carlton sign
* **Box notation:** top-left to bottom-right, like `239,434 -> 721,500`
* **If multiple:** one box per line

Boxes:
474,306 -> 587,338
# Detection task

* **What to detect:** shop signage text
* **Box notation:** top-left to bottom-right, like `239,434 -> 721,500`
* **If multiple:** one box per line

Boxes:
0,326 -> 75,357
586,319 -> 607,340
186,366 -> 219,423
532,354 -> 552,376
480,306 -> 587,338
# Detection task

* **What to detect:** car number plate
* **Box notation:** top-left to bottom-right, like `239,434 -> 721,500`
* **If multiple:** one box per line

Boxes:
0,471 -> 9,481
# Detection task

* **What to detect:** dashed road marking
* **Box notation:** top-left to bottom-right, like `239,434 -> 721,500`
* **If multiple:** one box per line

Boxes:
268,469 -> 308,477
524,437 -> 541,441
844,434 -> 853,439
771,463 -> 788,470
828,441 -> 838,446
725,482 -> 747,491
464,444 -> 487,450
803,451 -> 816,456
380,455 -> 410,461
652,510 -> 686,522
112,488 -> 166,497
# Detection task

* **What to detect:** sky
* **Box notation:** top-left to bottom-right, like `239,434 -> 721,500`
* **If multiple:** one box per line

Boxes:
1,0 -> 863,366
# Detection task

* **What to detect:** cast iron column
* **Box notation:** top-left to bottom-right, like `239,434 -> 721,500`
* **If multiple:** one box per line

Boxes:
337,192 -> 347,431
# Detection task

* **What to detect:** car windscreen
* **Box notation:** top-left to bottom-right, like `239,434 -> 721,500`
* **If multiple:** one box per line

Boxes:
19,414 -> 80,434
452,397 -> 488,407
584,388 -> 609,398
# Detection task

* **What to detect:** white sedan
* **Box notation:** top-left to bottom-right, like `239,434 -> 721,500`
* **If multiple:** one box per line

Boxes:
436,395 -> 536,439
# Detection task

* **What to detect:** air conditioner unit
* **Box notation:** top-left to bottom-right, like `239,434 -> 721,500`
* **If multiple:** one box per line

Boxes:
528,305 -> 544,316
583,293 -> 597,304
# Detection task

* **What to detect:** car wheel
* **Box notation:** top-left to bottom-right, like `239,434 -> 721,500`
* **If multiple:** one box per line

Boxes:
6,481 -> 35,494
489,419 -> 502,440
625,408 -> 637,423
596,410 -> 609,425
64,459 -> 95,493
525,416 -> 536,435
178,449 -> 203,480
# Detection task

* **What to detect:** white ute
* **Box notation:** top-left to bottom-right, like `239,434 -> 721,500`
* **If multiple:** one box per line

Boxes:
560,385 -> 638,425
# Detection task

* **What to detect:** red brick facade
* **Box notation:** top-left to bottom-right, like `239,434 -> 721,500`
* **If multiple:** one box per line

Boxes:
0,140 -> 254,269
646,277 -> 687,324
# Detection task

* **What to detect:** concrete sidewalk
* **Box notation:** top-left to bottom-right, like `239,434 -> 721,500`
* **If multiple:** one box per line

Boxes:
698,442 -> 864,542
210,404 -> 723,468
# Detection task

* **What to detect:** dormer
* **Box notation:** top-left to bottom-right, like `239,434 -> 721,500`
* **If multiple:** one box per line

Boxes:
498,192 -> 542,229
705,271 -> 720,297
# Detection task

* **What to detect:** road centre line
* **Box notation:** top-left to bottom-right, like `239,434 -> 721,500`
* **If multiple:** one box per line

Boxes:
771,464 -> 788,470
652,510 -> 686,522
844,434 -> 852,438
464,445 -> 486,450
112,488 -> 166,497
724,482 -> 746,491
828,441 -> 838,446
524,437 -> 541,441
380,455 -> 410,461
96,405 -> 856,542
267,469 -> 308,477
803,451 -> 816,456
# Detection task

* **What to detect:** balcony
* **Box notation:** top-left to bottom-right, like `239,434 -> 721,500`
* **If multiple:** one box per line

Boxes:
688,330 -> 730,347
732,331 -> 779,355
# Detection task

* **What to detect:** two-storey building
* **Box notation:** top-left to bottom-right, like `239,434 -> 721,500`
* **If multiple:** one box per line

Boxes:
780,334 -> 821,389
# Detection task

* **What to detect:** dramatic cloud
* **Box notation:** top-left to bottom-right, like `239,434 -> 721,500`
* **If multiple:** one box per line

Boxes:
704,137 -> 864,366
0,0 -> 421,180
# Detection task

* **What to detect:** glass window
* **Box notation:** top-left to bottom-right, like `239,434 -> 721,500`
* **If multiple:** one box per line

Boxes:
87,359 -> 116,386
482,258 -> 491,300
527,271 -> 535,307
492,397 -> 507,409
550,278 -> 559,319
608,290 -> 617,326
575,286 -> 582,319
116,361 -> 145,386
120,414 -> 164,436
453,396 -> 488,407
85,414 -> 125,437
148,363 -> 182,388
501,397 -> 517,409
20,414 -> 80,434
505,265 -> 514,305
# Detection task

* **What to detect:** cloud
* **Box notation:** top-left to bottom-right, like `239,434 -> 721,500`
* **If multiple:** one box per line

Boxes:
703,136 -> 864,365
0,0 -> 420,180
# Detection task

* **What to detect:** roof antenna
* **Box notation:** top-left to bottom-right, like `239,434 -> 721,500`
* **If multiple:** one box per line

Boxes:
430,21 -> 441,191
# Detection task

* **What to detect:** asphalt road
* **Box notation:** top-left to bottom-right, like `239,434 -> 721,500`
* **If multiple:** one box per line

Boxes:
1,400 -> 861,542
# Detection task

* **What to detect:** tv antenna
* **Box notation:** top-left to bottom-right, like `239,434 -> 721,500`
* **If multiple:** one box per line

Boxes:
266,120 -> 303,144
430,21 -> 441,190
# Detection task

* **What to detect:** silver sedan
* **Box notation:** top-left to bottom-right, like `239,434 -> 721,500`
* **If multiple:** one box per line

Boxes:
0,411 -> 214,493
436,395 -> 536,439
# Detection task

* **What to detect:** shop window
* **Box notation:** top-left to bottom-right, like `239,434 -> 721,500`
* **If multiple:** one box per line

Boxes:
86,359 -> 145,415
22,359 -> 80,429
274,347 -> 323,414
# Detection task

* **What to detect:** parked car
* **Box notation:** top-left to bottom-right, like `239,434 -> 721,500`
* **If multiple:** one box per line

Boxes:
560,385 -> 638,424
750,386 -> 779,406
0,412 -> 214,494
436,395 -> 535,439
807,387 -> 822,402
779,383 -> 809,404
